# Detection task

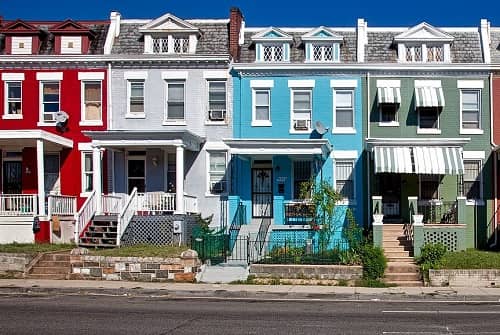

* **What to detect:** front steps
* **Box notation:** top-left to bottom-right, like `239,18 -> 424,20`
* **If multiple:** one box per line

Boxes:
382,224 -> 422,287
78,215 -> 118,248
25,252 -> 71,280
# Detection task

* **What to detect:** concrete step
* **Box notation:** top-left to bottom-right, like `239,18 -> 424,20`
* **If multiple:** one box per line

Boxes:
384,251 -> 412,257
386,262 -> 419,273
385,280 -> 423,287
197,264 -> 249,284
385,273 -> 421,281
25,273 -> 68,280
383,246 -> 413,252
386,256 -> 415,263
36,260 -> 71,267
30,266 -> 70,275
40,254 -> 70,262
93,214 -> 118,221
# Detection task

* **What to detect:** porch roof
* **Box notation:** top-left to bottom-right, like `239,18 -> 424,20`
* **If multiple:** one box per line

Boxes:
223,138 -> 331,157
0,130 -> 73,149
84,130 -> 205,152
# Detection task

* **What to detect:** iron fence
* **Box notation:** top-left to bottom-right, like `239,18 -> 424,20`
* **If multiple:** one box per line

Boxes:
284,202 -> 315,225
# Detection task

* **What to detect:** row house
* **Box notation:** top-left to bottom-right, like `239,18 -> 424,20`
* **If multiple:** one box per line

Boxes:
0,18 -> 109,244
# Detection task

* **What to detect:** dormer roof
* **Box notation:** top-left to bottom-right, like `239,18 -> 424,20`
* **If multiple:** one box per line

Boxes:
251,27 -> 293,42
0,19 -> 39,34
394,22 -> 454,43
49,19 -> 93,35
301,26 -> 343,42
139,13 -> 200,34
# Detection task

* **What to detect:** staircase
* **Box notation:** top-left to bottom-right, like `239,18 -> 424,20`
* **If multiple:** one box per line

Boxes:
382,224 -> 422,287
79,215 -> 118,247
26,252 -> 71,280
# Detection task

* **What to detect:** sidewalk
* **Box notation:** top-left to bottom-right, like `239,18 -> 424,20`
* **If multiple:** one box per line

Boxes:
1,279 -> 500,301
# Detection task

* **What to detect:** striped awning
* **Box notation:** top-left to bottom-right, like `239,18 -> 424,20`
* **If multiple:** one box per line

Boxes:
415,86 -> 445,107
413,146 -> 464,175
377,87 -> 401,104
373,146 -> 413,174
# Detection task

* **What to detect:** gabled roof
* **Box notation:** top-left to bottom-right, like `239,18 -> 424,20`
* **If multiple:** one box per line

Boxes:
138,13 -> 200,34
251,27 -> 293,42
301,26 -> 343,42
49,19 -> 92,35
0,19 -> 40,34
394,22 -> 454,43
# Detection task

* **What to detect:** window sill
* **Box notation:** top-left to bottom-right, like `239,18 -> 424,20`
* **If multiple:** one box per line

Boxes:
163,120 -> 187,126
332,127 -> 356,134
378,121 -> 399,127
466,199 -> 484,206
289,129 -> 311,134
125,113 -> 146,119
205,192 -> 228,198
2,114 -> 22,120
460,129 -> 484,135
79,121 -> 103,126
37,121 -> 56,127
205,121 -> 228,126
417,128 -> 441,135
251,121 -> 272,127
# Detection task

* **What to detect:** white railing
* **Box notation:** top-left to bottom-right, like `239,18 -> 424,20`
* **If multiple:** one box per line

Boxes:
117,187 -> 138,247
137,192 -> 176,213
74,190 -> 97,243
102,193 -> 128,214
48,195 -> 77,216
184,194 -> 198,213
0,194 -> 37,216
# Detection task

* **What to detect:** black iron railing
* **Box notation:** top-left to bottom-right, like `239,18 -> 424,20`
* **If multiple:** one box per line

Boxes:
418,200 -> 457,224
284,201 -> 315,225
229,202 -> 246,250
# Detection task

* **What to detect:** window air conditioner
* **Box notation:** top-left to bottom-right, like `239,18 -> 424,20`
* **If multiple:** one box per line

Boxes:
209,109 -> 226,121
294,119 -> 309,130
210,181 -> 226,193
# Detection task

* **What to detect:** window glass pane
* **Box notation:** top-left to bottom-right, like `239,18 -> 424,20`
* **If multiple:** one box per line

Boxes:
43,83 -> 59,101
419,108 -> 438,128
84,154 -> 93,171
335,161 -> 354,199
130,82 -> 144,97
294,91 -> 311,109
8,82 -> 21,99
84,82 -> 101,121
255,106 -> 269,120
128,159 -> 145,178
168,104 -> 184,119
336,110 -> 353,128
209,152 -> 227,193
210,153 -> 226,172
7,82 -> 22,114
380,104 -> 398,122
336,91 -> 352,107
464,161 -> 480,199
255,91 -> 269,105
209,81 -> 226,111
168,83 -> 184,101
462,91 -> 479,109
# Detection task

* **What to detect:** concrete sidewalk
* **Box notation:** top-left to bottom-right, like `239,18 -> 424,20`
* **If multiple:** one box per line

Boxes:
1,279 -> 500,301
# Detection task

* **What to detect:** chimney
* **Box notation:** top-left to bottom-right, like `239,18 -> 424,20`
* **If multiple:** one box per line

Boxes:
229,7 -> 243,61
357,18 -> 367,63
480,19 -> 491,64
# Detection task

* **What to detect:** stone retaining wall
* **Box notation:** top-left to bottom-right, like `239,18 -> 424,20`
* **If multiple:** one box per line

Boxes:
429,269 -> 500,287
0,253 -> 33,276
250,264 -> 363,280
70,250 -> 201,282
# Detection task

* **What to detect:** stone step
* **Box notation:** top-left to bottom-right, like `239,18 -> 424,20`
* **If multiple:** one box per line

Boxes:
386,256 -> 415,263
36,260 -> 71,267
93,214 -> 118,221
385,280 -> 423,287
25,273 -> 68,280
382,241 -> 412,248
30,266 -> 71,275
41,254 -> 70,262
384,250 -> 412,257
386,262 -> 419,273
383,246 -> 413,252
385,272 -> 421,281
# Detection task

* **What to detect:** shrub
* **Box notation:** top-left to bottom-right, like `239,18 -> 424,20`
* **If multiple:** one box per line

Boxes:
416,243 -> 448,281
360,244 -> 387,280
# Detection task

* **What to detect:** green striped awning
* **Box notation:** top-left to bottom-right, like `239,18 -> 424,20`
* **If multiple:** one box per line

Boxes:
415,86 -> 445,107
377,87 -> 401,104
373,146 -> 413,174
413,146 -> 464,175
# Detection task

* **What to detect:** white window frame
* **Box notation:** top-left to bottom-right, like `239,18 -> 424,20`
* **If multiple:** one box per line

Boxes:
206,80 -> 227,124
164,80 -> 186,124
80,80 -> 103,126
126,79 -> 145,118
148,35 -> 194,55
290,89 -> 313,133
463,158 -> 483,205
399,43 -> 448,63
417,107 -> 441,134
81,151 -> 94,196
257,43 -> 286,62
460,88 -> 483,135
378,103 -> 399,126
38,81 -> 61,126
307,42 -> 340,63
252,88 -> 271,127
334,159 -> 355,204
3,79 -> 23,120
206,150 -> 228,196
333,89 -> 355,134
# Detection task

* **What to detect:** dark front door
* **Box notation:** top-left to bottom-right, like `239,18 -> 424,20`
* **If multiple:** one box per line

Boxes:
252,168 -> 273,218
379,173 -> 401,218
3,161 -> 22,194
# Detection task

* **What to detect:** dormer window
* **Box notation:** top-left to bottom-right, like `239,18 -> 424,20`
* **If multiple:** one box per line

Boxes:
263,44 -> 284,62
302,27 -> 343,63
12,37 -> 33,55
151,35 -> 190,54
252,27 -> 292,63
61,36 -> 82,54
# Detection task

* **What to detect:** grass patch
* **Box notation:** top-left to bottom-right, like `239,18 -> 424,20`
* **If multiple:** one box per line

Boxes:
89,244 -> 189,258
0,243 -> 74,255
438,249 -> 500,269
355,279 -> 396,288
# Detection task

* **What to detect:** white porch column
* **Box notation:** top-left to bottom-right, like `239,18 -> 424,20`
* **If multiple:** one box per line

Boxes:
93,146 -> 102,214
175,145 -> 185,214
36,139 -> 45,216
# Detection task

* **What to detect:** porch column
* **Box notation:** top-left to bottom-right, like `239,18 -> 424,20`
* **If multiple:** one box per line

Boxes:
93,146 -> 102,214
36,140 -> 45,216
175,145 -> 184,214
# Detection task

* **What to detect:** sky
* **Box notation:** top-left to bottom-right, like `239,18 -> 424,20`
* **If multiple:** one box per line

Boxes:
1,0 -> 499,27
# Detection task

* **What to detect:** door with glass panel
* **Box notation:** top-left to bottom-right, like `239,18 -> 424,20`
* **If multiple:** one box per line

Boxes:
252,168 -> 273,218
127,152 -> 146,193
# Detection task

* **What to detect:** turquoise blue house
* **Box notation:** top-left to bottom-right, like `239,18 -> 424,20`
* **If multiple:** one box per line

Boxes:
226,25 -> 365,248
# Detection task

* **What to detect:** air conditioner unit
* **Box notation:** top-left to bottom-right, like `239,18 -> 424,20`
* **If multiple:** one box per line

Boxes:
294,119 -> 309,130
209,109 -> 226,121
210,180 -> 226,194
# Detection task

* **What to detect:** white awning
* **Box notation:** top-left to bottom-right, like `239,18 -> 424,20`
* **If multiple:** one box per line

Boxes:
223,138 -> 331,157
415,86 -> 445,107
373,146 -> 413,174
377,87 -> 401,104
413,146 -> 464,175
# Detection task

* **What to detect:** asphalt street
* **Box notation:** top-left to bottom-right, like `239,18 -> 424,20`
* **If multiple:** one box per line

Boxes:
1,294 -> 500,334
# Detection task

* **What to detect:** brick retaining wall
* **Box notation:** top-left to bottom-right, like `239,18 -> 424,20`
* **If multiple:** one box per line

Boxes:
0,253 -> 34,276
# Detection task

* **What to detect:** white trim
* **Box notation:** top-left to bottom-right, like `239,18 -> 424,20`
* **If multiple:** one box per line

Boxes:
251,120 -> 272,127
81,151 -> 94,195
162,121 -> 187,126
250,80 -> 274,88
252,87 -> 271,126
376,80 -> 400,88
332,128 -> 356,134
125,113 -> 146,119
379,121 -> 400,127
126,79 -> 145,116
290,88 -> 313,132
79,121 -> 104,126
288,80 -> 315,88
332,150 -> 358,159
36,72 -> 63,81
414,80 -> 442,88
161,71 -> 189,80
203,70 -> 228,79
78,72 -> 105,80
123,71 -> 148,80
1,73 -> 25,81
332,88 -> 355,133
91,139 -> 184,147
4,80 -> 23,119
417,128 -> 442,134
459,88 -> 482,133
460,129 -> 484,135
330,79 -> 358,88
78,142 -> 93,151
457,80 -> 484,89
230,148 -> 323,155
204,141 -> 229,151
2,114 -> 22,120
80,80 -> 103,125
463,151 -> 485,160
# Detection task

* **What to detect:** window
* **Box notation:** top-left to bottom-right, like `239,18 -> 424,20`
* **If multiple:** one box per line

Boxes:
262,44 -> 284,62
427,45 -> 443,62
335,160 -> 354,200
208,152 -> 227,194
334,90 -> 354,129
167,153 -> 176,193
253,89 -> 271,125
418,107 -> 439,129
81,152 -> 93,193
151,36 -> 190,54
309,43 -> 339,62
419,175 -> 440,200
127,152 -> 146,193
166,81 -> 185,121
463,160 -> 481,200
127,80 -> 145,115
173,36 -> 189,53
461,89 -> 480,129
293,161 -> 312,199
380,103 -> 398,123
291,90 -> 312,131
44,154 -> 60,194
207,81 -> 226,121
405,45 -> 422,62
41,82 -> 60,122
402,44 -> 445,63
82,81 -> 102,122
5,81 -> 22,116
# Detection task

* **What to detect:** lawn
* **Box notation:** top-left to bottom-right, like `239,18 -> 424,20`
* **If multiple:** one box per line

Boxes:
438,249 -> 500,269
0,243 -> 74,255
89,244 -> 189,258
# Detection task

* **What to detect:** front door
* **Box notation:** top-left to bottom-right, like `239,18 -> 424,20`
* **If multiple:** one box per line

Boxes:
128,158 -> 146,193
252,168 -> 273,218
3,161 -> 22,194
379,173 -> 401,219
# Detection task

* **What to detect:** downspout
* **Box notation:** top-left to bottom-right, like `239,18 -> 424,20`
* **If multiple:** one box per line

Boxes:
490,72 -> 498,247
366,71 -> 371,228
107,62 -> 112,130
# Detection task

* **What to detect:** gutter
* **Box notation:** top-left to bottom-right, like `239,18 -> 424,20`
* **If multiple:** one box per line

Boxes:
490,72 -> 498,248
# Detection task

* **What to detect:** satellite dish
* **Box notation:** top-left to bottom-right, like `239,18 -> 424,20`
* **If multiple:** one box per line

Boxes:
55,111 -> 69,132
314,121 -> 328,135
